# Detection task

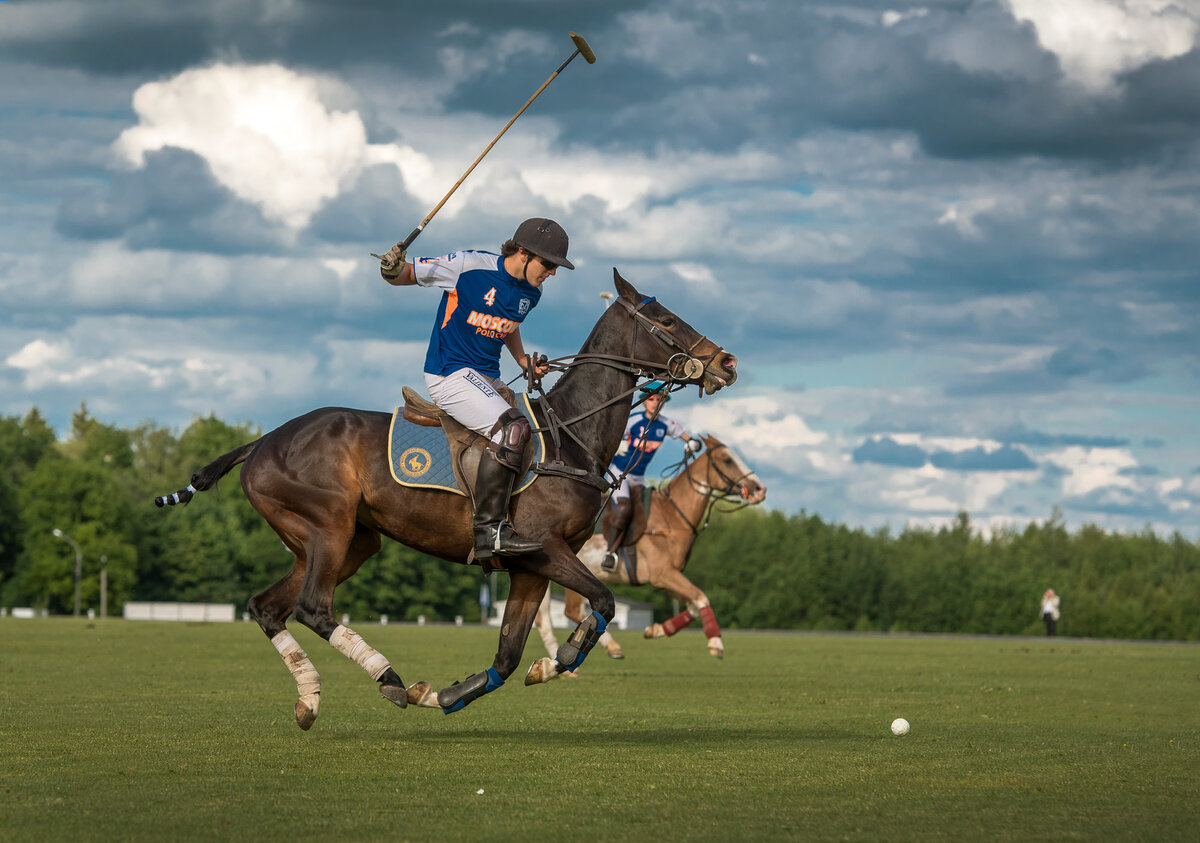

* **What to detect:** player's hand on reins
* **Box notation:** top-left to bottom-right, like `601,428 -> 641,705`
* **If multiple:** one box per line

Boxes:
523,352 -> 550,388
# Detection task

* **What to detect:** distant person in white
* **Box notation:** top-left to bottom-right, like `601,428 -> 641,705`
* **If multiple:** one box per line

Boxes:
1041,588 -> 1060,636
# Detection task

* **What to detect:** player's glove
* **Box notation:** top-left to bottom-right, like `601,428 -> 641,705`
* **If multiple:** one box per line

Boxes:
685,438 -> 702,454
379,243 -> 407,280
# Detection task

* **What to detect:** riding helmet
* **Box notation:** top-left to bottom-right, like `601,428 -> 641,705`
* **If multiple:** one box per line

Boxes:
640,380 -> 670,403
513,218 -> 575,270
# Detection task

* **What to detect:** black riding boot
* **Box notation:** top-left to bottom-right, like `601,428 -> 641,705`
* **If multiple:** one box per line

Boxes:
602,497 -> 634,572
473,453 -> 542,559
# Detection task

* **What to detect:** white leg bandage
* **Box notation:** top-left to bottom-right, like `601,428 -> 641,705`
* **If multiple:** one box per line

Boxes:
272,630 -> 322,706
329,625 -> 391,681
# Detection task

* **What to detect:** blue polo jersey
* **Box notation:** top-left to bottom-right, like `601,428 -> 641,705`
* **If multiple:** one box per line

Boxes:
610,410 -> 688,477
412,250 -> 542,378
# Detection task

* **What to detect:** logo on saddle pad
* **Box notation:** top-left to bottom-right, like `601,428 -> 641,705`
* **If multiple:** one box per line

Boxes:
398,447 -> 432,478
388,393 -> 544,496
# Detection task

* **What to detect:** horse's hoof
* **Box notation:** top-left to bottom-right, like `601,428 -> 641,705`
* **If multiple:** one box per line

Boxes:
644,623 -> 665,639
707,637 -> 725,659
606,643 -> 625,659
380,683 -> 408,708
295,694 -> 319,731
524,657 -> 560,685
405,681 -> 440,708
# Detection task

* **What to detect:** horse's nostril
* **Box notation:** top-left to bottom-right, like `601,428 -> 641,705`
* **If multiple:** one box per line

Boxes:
723,355 -> 738,370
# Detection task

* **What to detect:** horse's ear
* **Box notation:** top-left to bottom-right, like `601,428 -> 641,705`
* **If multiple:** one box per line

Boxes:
614,268 -> 642,302
703,434 -> 720,449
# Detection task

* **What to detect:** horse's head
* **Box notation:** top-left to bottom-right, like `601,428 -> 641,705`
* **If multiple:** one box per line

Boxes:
613,269 -> 738,395
699,434 -> 767,504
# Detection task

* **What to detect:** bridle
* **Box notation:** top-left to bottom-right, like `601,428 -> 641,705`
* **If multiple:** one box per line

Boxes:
517,295 -> 728,495
655,444 -> 758,537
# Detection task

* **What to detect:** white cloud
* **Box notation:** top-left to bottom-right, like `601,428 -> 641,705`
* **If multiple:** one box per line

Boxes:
882,8 -> 930,28
1006,0 -> 1200,91
115,63 -> 431,229
680,395 -> 829,451
1044,445 -> 1139,496
669,262 -> 718,289
321,258 -> 359,281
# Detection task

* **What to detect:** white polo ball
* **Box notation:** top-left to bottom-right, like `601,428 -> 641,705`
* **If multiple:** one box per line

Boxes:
891,718 -> 910,736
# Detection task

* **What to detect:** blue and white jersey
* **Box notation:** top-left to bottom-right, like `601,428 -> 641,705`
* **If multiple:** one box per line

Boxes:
413,250 -> 542,378
610,410 -> 688,477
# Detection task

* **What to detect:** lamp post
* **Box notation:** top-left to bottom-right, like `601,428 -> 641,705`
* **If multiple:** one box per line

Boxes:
99,555 -> 108,619
599,291 -> 614,309
51,528 -> 83,618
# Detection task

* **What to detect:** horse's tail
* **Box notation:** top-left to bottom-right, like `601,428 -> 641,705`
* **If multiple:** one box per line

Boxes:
154,440 -> 260,508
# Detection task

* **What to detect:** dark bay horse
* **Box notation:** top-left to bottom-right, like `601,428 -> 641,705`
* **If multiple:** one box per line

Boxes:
155,270 -> 737,728
533,434 -> 766,664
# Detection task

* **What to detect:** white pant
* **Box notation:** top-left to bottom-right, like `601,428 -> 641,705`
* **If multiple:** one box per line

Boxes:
425,368 -> 511,441
611,473 -> 645,502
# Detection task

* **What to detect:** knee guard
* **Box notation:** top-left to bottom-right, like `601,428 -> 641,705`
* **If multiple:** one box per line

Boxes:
493,408 -> 531,471
438,666 -> 505,714
555,611 -> 608,672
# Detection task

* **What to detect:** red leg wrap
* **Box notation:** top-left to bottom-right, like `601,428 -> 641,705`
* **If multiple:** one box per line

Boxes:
661,610 -> 695,636
699,605 -> 721,639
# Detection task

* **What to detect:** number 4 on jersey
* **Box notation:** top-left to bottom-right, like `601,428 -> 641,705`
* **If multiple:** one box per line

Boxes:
483,287 -> 497,307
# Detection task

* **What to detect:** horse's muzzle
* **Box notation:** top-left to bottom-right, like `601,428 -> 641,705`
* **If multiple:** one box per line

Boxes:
702,353 -> 738,395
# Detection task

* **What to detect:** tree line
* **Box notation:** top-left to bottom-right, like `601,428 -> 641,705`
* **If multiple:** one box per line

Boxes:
2,407 -> 1197,640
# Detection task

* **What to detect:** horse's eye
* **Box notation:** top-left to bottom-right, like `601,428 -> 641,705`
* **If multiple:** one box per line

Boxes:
660,317 -> 675,327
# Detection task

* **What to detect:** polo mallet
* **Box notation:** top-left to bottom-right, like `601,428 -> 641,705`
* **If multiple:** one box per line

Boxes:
374,31 -> 596,265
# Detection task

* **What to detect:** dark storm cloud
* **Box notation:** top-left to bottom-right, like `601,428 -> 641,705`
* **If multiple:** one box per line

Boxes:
991,425 -> 1128,449
307,164 -> 418,245
1061,487 -> 1174,521
54,148 -> 286,254
855,438 -> 1039,473
929,444 -> 1035,471
0,0 -> 632,93
946,340 -> 1151,398
8,1 -> 1200,165
852,436 -> 927,468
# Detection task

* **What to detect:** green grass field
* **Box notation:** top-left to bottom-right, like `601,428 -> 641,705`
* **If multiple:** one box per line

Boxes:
1,619 -> 1196,842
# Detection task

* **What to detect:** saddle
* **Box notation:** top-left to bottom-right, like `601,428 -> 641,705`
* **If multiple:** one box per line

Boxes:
392,385 -> 536,499
400,384 -> 516,426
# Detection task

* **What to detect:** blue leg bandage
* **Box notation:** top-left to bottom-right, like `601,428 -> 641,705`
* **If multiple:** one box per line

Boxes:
555,611 -> 608,673
439,666 -> 505,714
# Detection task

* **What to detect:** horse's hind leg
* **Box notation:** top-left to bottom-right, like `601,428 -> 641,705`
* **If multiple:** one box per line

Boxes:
248,547 -> 324,730
298,524 -> 408,709
533,585 -> 560,659
251,519 -> 405,729
532,586 -> 582,678
643,567 -> 724,658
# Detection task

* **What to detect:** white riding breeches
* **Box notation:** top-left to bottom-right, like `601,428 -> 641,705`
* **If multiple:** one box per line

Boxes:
611,473 -> 645,502
425,368 -> 511,441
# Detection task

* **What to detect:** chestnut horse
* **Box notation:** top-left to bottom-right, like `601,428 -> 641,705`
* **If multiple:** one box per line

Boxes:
534,434 -> 766,662
154,270 -> 737,728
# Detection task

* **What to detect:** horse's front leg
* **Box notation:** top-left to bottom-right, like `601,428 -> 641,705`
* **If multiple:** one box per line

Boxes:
563,587 -> 624,660
524,536 -> 615,685
429,569 -> 549,714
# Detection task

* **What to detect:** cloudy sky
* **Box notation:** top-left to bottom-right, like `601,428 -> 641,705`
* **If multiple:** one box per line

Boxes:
3,0 -> 1199,538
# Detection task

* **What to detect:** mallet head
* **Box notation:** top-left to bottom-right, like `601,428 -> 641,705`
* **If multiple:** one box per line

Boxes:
570,32 -> 597,64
